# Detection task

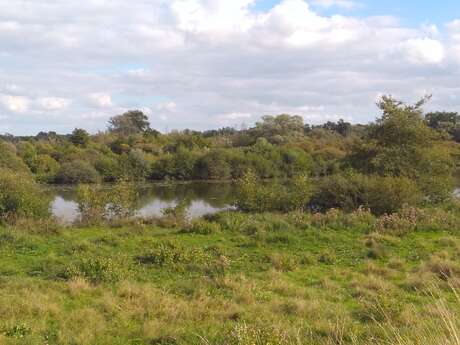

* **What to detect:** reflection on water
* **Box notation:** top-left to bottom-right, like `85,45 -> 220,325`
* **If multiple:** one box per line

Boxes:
51,181 -> 237,224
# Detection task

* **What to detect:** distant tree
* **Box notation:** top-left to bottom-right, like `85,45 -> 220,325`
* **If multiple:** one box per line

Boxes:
70,128 -> 90,147
425,111 -> 459,129
108,110 -> 151,136
425,111 -> 460,142
321,119 -> 352,137
253,114 -> 304,143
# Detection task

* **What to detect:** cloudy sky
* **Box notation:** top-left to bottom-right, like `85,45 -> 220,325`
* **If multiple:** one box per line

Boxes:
1,0 -> 460,135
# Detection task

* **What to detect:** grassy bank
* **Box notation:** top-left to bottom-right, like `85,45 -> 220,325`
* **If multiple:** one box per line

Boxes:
1,209 -> 460,344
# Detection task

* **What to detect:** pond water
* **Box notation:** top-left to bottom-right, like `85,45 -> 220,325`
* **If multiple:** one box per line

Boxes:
50,181 -> 237,224
50,182 -> 460,224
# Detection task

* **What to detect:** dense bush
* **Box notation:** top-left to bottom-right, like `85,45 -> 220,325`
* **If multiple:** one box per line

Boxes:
0,169 -> 50,220
65,256 -> 122,284
55,160 -> 100,184
312,173 -> 423,215
75,180 -> 138,225
194,150 -> 232,180
235,170 -> 312,213
0,141 -> 30,173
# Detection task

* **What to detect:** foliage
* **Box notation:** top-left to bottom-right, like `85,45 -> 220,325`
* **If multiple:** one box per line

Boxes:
253,114 -> 304,143
182,219 -> 221,235
70,128 -> 90,147
106,180 -> 139,219
235,170 -> 312,213
312,173 -> 423,215
75,184 -> 107,225
0,169 -> 50,220
65,256 -> 122,284
425,111 -> 460,142
55,160 -> 100,184
350,96 -> 455,203
109,110 -> 151,135
0,141 -> 30,173
75,180 -> 138,225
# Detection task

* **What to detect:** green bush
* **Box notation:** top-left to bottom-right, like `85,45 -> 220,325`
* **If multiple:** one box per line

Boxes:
0,169 -> 50,220
0,141 -> 30,173
235,171 -> 312,213
65,256 -> 122,284
182,219 -> 221,235
75,184 -> 107,225
136,241 -> 211,269
312,173 -> 423,215
55,160 -> 100,184
30,154 -> 60,182
75,180 -> 139,225
106,180 -> 138,219
194,150 -> 232,180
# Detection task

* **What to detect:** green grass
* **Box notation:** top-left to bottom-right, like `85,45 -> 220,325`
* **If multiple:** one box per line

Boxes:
0,210 -> 460,344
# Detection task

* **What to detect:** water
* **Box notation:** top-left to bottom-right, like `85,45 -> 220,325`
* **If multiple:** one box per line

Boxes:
50,183 -> 460,224
50,181 -> 237,224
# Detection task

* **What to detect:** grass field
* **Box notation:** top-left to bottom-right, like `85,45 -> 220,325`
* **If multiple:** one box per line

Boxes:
0,209 -> 460,344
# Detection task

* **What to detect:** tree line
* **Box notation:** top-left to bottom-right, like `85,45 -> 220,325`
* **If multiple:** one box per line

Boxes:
0,96 -> 459,219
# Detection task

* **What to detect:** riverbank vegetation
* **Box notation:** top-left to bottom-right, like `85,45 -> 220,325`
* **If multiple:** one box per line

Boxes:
0,96 -> 458,187
1,96 -> 460,344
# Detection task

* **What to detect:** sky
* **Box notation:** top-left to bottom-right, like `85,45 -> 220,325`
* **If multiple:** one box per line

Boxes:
1,0 -> 460,135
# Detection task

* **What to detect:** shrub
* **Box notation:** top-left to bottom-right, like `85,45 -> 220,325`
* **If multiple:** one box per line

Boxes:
312,173 -> 423,215
0,141 -> 30,173
55,160 -> 100,184
28,154 -> 60,182
0,169 -> 50,220
75,184 -> 107,225
136,241 -> 211,269
182,219 -> 221,235
106,180 -> 138,219
158,200 -> 189,228
235,170 -> 312,213
268,253 -> 299,271
194,150 -> 232,180
65,256 -> 122,284
373,207 -> 459,235
94,156 -> 121,182
75,180 -> 139,225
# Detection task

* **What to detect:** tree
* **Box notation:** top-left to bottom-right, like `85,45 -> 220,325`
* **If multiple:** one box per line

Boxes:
321,119 -> 352,137
425,111 -> 460,142
253,114 -> 304,143
350,96 -> 455,202
70,128 -> 90,147
108,110 -> 151,136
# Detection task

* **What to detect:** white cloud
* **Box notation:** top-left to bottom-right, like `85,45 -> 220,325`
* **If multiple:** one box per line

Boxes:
39,97 -> 71,110
219,112 -> 252,120
311,0 -> 358,9
0,0 -> 459,134
156,102 -> 177,112
88,93 -> 113,108
0,95 -> 29,113
402,38 -> 445,65
171,0 -> 256,37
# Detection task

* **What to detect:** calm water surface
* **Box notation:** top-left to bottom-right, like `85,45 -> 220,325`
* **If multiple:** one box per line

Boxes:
51,182 -> 460,224
50,181 -> 237,224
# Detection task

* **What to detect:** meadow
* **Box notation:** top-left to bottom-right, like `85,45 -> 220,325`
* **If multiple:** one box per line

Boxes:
1,208 -> 460,344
